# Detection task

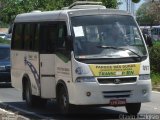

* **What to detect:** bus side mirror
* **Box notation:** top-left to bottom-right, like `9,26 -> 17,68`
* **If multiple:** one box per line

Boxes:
65,35 -> 73,51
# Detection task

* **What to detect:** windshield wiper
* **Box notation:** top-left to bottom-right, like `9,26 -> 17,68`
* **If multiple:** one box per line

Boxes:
96,45 -> 142,61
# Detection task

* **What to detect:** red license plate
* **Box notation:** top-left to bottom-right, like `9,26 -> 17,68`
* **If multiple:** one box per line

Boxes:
110,99 -> 126,106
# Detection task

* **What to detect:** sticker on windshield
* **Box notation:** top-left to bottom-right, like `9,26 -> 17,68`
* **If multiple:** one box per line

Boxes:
73,26 -> 84,37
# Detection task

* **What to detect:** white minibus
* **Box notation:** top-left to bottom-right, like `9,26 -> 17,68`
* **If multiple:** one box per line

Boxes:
11,1 -> 151,114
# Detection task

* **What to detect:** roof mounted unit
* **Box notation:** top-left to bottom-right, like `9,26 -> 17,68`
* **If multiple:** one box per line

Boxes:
31,10 -> 41,13
62,1 -> 106,10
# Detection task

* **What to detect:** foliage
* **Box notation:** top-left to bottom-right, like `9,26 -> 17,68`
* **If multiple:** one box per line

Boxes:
101,0 -> 117,8
0,37 -> 11,44
149,42 -> 160,73
149,41 -> 160,85
151,72 -> 160,85
0,21 -> 9,27
132,0 -> 140,3
0,0 -> 117,23
136,1 -> 160,26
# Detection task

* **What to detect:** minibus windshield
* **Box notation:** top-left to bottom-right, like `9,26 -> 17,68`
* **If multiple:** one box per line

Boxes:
71,15 -> 147,59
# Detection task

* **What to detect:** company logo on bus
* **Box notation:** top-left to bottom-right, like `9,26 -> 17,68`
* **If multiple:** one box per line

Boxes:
114,79 -> 121,84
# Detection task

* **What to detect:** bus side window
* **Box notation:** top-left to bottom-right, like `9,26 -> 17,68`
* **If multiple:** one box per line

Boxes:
33,24 -> 40,51
55,22 -> 71,58
24,23 -> 37,51
57,23 -> 67,49
58,25 -> 67,48
24,24 -> 31,50
39,23 -> 58,53
12,23 -> 24,50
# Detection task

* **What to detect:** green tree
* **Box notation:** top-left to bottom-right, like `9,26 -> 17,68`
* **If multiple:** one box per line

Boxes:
0,0 -> 118,23
101,0 -> 117,8
132,0 -> 140,3
136,1 -> 160,26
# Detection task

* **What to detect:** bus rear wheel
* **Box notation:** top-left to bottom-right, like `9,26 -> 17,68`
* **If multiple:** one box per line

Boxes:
25,80 -> 47,107
25,80 -> 36,107
125,103 -> 141,115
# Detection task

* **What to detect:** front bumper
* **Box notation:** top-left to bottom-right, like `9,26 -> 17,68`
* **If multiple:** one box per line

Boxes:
69,80 -> 152,105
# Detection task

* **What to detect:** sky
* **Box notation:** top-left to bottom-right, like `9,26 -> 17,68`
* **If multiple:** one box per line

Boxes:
119,0 -> 145,12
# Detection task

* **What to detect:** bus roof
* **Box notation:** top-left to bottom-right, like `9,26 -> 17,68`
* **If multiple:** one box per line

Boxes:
14,8 -> 131,23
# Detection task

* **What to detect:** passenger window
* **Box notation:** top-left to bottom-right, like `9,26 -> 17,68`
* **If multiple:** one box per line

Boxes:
12,24 -> 24,50
33,24 -> 40,51
40,23 -> 58,53
30,24 -> 36,50
24,24 -> 37,50
56,22 -> 71,59
24,24 -> 31,50
39,22 -> 67,53
57,24 -> 67,49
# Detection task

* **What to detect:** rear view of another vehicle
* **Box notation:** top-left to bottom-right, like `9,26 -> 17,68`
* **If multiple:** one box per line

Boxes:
151,26 -> 160,41
4,34 -> 12,41
0,45 -> 11,84
0,32 -> 6,39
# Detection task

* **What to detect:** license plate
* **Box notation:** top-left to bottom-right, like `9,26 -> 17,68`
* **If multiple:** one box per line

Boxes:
110,99 -> 126,106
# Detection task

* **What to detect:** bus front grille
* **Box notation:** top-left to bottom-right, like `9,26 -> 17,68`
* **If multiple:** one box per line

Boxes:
97,77 -> 137,84
102,90 -> 132,98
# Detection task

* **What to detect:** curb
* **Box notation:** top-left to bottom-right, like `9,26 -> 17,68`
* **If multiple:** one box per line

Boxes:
0,107 -> 29,120
0,102 -> 51,120
152,85 -> 160,92
153,87 -> 160,92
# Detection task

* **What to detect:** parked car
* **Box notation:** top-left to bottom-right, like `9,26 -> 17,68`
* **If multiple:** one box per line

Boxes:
0,44 -> 11,83
4,34 -> 12,40
0,32 -> 6,39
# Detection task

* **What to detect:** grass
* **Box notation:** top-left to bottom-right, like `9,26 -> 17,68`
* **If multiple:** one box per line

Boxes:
150,41 -> 160,87
152,40 -> 160,45
151,72 -> 160,86
0,22 -> 9,28
0,37 -> 11,45
151,72 -> 160,91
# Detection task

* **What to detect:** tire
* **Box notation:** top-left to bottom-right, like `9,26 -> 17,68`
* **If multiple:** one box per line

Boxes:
58,87 -> 72,114
25,80 -> 47,107
125,103 -> 141,115
25,80 -> 36,107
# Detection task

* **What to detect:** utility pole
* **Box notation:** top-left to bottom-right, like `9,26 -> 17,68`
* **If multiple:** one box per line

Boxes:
126,0 -> 135,16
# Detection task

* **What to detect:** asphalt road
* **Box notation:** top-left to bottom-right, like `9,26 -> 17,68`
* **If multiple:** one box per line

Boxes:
0,84 -> 160,119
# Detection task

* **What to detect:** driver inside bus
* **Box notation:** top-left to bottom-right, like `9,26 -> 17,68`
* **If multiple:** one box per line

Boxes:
102,25 -> 127,47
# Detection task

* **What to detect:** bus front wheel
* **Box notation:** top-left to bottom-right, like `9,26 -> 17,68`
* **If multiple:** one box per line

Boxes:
125,103 -> 141,115
58,87 -> 72,114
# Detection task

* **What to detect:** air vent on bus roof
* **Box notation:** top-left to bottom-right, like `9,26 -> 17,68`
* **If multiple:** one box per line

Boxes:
31,10 -> 41,13
62,1 -> 106,10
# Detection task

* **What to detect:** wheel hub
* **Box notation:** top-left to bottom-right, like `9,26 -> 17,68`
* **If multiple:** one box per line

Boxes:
62,95 -> 67,107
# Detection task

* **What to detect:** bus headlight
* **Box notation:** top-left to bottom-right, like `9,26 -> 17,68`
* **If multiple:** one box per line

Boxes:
75,77 -> 96,83
139,74 -> 150,80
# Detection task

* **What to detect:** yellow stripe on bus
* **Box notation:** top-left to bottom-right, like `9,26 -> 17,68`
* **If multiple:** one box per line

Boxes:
89,64 -> 140,76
